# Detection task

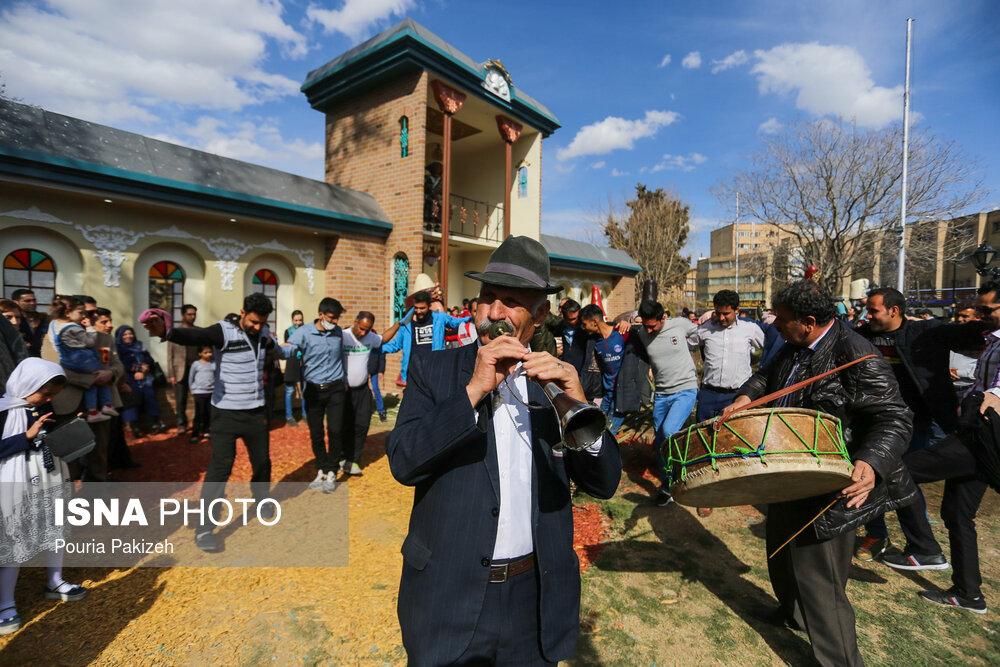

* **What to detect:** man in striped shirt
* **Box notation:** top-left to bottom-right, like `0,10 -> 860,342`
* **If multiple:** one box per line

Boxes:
880,280 -> 1000,614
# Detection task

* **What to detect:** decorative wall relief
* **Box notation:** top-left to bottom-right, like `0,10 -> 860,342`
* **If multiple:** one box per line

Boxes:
2,207 -> 319,292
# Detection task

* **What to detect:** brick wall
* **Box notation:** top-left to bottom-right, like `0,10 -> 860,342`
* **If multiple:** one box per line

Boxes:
607,275 -> 637,316
323,70 -> 432,390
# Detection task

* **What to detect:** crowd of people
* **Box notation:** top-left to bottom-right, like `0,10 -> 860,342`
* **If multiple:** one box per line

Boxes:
1,240 -> 997,665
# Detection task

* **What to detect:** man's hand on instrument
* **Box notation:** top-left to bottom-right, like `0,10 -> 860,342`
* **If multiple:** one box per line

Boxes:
721,395 -> 752,418
522,351 -> 586,403
466,334 -> 529,407
839,459 -> 875,509
979,391 -> 1000,418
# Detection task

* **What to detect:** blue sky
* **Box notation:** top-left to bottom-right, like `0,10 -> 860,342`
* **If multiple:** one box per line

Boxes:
2,0 -> 997,259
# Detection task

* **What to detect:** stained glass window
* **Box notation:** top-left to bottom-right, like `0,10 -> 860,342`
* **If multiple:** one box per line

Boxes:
251,269 -> 278,330
149,261 -> 185,323
399,116 -> 409,158
393,254 -> 409,322
518,167 -> 528,198
3,249 -> 56,308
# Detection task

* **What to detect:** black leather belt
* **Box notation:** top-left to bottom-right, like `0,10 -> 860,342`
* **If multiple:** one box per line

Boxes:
703,383 -> 741,394
489,553 -> 535,583
306,381 -> 343,391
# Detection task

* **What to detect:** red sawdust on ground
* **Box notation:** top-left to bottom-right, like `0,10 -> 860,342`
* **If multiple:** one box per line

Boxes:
116,424 -> 612,572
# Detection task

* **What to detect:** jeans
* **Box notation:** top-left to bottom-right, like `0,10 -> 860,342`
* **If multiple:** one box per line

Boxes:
122,378 -> 159,423
864,419 -> 945,539
696,387 -> 737,423
601,390 -> 626,435
652,389 -> 698,485
284,382 -> 305,420
200,406 -> 270,531
192,393 -> 212,437
83,384 -> 112,411
304,382 -> 346,473
371,374 -> 385,415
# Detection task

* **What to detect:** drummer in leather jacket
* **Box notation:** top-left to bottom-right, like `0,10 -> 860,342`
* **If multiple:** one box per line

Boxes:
726,280 -> 915,667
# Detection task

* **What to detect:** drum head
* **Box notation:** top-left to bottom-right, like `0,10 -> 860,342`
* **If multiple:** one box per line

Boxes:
670,456 -> 854,508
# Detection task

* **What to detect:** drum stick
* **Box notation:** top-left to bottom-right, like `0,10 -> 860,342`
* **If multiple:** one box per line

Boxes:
713,354 -> 878,432
767,497 -> 839,559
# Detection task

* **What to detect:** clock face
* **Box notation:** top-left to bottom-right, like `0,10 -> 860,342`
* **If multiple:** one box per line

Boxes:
482,67 -> 511,102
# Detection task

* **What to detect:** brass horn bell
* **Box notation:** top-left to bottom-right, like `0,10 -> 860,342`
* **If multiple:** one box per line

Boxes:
487,320 -> 608,451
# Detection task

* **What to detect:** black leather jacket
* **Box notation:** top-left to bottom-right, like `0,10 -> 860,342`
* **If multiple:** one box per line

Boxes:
737,319 -> 917,539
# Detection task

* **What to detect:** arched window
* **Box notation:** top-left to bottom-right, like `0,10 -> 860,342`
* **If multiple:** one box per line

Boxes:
148,261 -> 185,323
392,254 -> 409,322
251,269 -> 278,330
3,249 -> 56,309
399,116 -> 409,158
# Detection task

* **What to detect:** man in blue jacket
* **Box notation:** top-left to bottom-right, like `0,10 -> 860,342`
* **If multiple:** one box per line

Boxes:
386,236 -> 621,665
381,291 -> 470,386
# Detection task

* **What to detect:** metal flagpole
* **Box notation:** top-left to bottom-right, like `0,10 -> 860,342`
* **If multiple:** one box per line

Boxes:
897,18 -> 914,291
735,192 -> 740,293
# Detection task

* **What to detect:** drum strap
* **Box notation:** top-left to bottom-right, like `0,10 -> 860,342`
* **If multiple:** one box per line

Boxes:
713,354 -> 878,432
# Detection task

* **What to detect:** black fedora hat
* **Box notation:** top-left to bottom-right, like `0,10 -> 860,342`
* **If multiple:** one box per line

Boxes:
465,235 -> 563,294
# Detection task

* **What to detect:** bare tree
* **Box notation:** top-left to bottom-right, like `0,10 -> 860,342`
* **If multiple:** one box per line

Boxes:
602,184 -> 691,303
713,118 -> 987,293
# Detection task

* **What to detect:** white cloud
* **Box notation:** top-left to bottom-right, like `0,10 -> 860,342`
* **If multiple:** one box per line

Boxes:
711,49 -> 748,74
307,0 -> 415,41
758,117 -> 782,134
0,0 -> 305,122
649,152 -> 708,173
681,51 -> 702,69
751,42 -> 902,127
556,110 -> 680,161
611,168 -> 629,177
589,161 -> 605,169
658,54 -> 671,68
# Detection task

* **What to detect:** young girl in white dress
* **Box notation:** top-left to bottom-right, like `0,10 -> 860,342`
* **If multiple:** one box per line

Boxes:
0,358 -> 88,635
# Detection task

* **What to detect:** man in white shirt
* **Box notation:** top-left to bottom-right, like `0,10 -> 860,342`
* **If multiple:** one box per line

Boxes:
339,311 -> 402,476
689,289 -> 764,422
386,235 -> 621,665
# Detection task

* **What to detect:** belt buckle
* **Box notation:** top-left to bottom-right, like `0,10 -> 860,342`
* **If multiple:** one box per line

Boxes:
490,562 -> 509,584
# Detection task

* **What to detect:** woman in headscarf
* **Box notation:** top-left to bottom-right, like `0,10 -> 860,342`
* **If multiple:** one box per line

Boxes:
115,325 -> 164,437
0,358 -> 87,635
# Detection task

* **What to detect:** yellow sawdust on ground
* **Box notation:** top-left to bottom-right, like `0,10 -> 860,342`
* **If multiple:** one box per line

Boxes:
0,420 -> 414,666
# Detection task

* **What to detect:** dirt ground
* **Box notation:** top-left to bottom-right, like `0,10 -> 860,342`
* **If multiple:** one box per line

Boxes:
2,418 -> 999,666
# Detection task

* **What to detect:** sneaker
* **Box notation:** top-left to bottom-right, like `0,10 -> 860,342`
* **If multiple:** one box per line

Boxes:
44,582 -> 88,601
308,470 -> 325,490
86,409 -> 110,423
258,501 -> 276,522
0,607 -> 21,635
882,548 -> 950,571
655,489 -> 674,507
149,420 -> 165,435
286,418 -> 297,428
322,471 -> 337,493
195,530 -> 220,553
338,459 -> 346,473
347,462 -> 362,476
101,404 -> 120,416
188,434 -> 199,445
379,412 -> 388,422
855,536 -> 890,562
919,587 -> 987,614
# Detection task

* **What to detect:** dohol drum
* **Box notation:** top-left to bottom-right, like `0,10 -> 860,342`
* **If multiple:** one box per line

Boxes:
664,407 -> 854,508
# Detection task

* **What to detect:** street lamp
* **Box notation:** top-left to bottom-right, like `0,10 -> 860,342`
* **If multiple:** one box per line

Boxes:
972,242 -> 1000,279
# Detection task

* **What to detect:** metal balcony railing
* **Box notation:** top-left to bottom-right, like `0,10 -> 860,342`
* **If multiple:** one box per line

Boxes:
424,193 -> 504,243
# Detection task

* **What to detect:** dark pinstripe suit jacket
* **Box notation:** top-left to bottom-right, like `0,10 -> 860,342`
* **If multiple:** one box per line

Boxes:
386,342 -> 621,665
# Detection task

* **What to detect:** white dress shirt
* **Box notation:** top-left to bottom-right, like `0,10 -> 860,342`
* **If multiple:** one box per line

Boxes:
690,319 -> 765,389
491,363 -> 535,559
